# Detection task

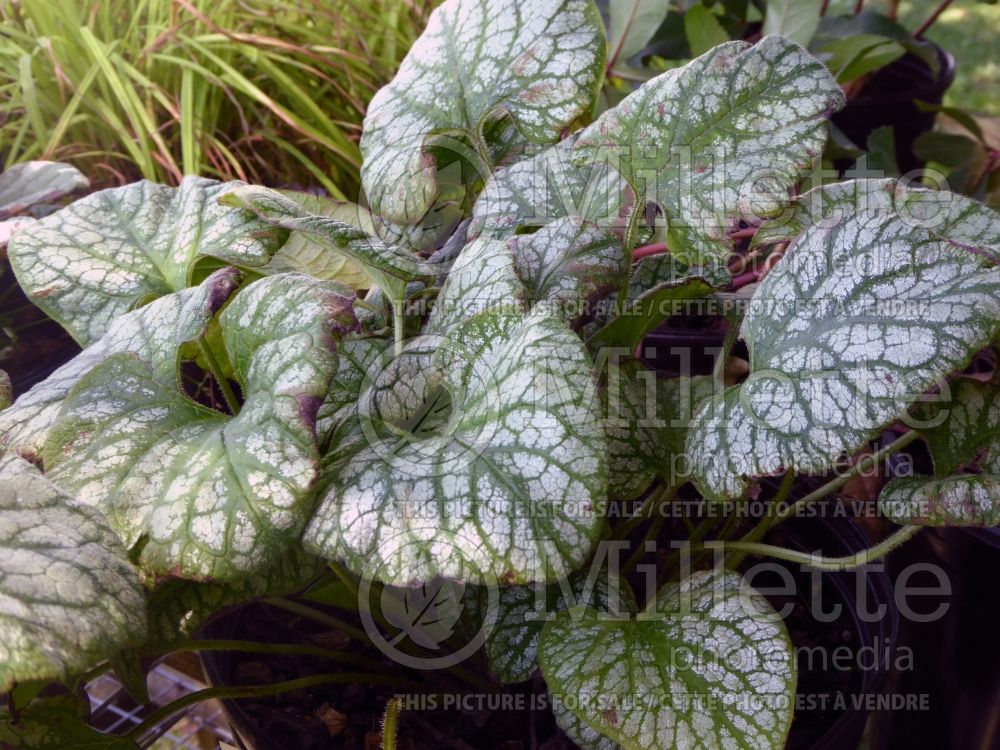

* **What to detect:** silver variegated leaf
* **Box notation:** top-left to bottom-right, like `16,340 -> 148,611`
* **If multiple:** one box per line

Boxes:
688,180 -> 1000,501
360,0 -> 607,225
305,307 -> 607,586
427,238 -> 526,332
0,161 -> 88,221
8,177 -> 286,346
264,191 -> 372,288
469,136 -> 633,241
0,455 -> 147,692
471,566 -> 635,684
0,268 -> 242,461
879,475 -> 1000,527
573,35 -> 845,264
879,379 -> 1000,526
539,569 -> 796,750
317,337 -> 394,444
510,217 -> 628,325
221,185 -> 439,299
43,273 -> 357,581
605,361 -> 716,499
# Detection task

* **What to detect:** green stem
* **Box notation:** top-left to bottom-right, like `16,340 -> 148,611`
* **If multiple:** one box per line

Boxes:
391,297 -> 405,357
262,597 -> 369,642
198,339 -> 240,415
712,320 -> 741,387
123,672 -> 422,743
727,470 -> 795,569
776,430 -> 920,526
382,697 -> 402,750
168,639 -> 392,673
622,514 -> 665,576
710,525 -> 922,571
662,514 -> 719,583
328,560 -> 361,601
263,598 -> 493,692
615,484 -> 674,538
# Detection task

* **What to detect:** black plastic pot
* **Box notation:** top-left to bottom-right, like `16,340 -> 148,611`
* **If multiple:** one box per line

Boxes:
767,516 -> 900,750
871,526 -> 1000,750
641,319 -> 743,377
200,515 -> 897,750
831,43 -> 956,175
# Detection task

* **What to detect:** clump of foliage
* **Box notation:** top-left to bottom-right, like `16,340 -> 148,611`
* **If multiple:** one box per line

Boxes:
2,0 -> 999,748
0,0 -> 433,197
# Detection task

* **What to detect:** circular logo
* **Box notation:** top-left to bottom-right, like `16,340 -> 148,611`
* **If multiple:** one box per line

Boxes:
354,531 -> 501,670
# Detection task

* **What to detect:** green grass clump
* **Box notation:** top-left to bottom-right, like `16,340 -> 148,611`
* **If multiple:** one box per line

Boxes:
0,0 -> 434,197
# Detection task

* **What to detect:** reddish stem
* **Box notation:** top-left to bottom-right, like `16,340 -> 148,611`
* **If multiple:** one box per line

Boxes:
731,271 -> 759,291
853,0 -> 864,13
729,226 -> 759,240
913,0 -> 954,39
820,0 -> 831,16
632,242 -> 669,260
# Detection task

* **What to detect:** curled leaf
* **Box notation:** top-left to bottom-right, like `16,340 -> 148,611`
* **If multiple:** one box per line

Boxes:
8,177 -> 286,345
360,0 -> 607,225
43,274 -> 357,581
0,268 -> 242,461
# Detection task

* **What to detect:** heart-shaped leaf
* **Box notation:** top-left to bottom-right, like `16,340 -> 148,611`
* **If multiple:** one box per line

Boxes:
304,307 -> 608,586
605,362 -> 716,499
469,135 -> 633,241
573,35 -> 845,264
8,176 -> 286,346
221,185 -> 439,300
360,0 -> 607,225
469,565 -> 636,684
42,273 -> 357,581
0,161 -> 88,221
539,569 -> 796,750
0,268 -> 242,461
687,180 -> 1000,501
879,379 -> 1000,526
0,455 -> 147,692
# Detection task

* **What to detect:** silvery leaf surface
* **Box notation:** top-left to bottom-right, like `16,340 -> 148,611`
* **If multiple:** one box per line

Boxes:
0,455 -> 146,692
687,180 -> 1000,501
8,177 -> 286,345
360,0 -> 607,226
539,569 -> 795,750
573,35 -> 845,264
42,273 -> 357,581
305,307 -> 607,586
0,268 -> 242,461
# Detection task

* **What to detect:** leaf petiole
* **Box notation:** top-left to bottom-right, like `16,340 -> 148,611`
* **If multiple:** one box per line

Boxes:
197,339 -> 240,415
